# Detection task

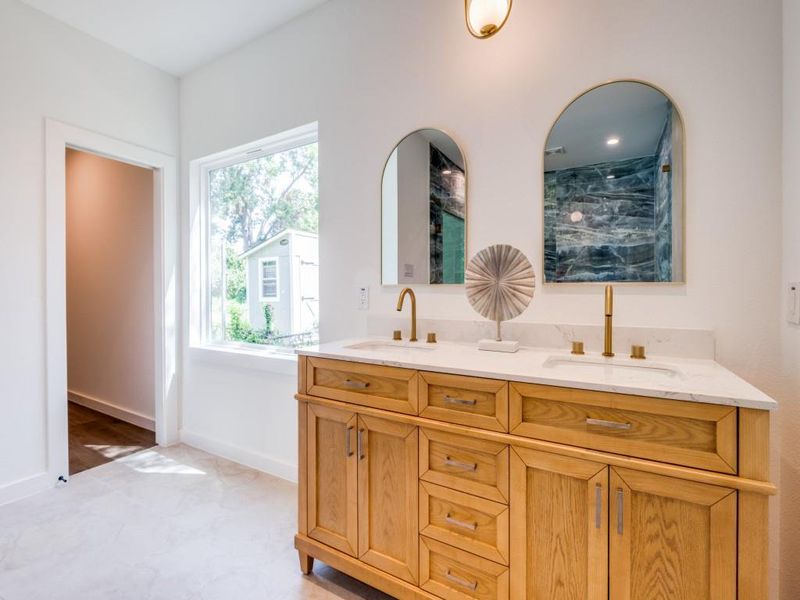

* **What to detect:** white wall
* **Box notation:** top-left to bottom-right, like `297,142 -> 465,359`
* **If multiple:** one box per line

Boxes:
0,0 -> 178,502
781,1 -> 800,597
66,149 -> 155,428
180,0 -> 789,592
396,133 -> 430,284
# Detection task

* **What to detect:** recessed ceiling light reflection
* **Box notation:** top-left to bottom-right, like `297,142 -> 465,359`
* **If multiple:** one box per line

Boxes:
606,137 -> 620,146
570,210 -> 584,223
606,175 -> 615,180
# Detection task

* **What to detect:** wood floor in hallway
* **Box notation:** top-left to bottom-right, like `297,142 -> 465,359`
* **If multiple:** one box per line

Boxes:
68,400 -> 156,475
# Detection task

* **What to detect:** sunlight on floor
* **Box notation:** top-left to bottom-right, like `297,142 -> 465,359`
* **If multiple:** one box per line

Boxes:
116,449 -> 207,475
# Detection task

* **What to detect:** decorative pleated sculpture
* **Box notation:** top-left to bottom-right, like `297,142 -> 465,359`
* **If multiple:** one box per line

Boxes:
465,244 -> 535,352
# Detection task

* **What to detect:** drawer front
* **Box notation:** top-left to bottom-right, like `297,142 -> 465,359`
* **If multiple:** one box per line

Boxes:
420,429 -> 509,504
305,357 -> 418,414
419,372 -> 508,432
420,482 -> 509,565
420,536 -> 509,600
509,383 -> 738,474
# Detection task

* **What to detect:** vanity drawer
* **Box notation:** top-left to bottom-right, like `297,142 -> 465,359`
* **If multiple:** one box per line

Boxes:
420,536 -> 509,600
305,357 -> 418,414
420,429 -> 509,504
509,382 -> 738,474
419,372 -> 508,432
420,481 -> 509,565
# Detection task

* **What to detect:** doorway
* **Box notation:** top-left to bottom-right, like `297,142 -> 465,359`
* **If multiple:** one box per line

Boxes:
45,120 -> 179,486
65,149 -> 158,475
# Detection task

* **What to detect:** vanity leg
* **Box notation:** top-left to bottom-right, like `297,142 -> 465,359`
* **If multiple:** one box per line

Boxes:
298,550 -> 314,575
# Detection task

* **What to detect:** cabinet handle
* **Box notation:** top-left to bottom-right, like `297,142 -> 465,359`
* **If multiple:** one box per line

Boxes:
444,456 -> 478,471
345,426 -> 354,457
616,488 -> 624,535
445,569 -> 478,591
357,429 -> 365,460
595,483 -> 602,529
344,379 -> 370,389
586,418 -> 632,430
445,514 -> 478,532
444,395 -> 477,407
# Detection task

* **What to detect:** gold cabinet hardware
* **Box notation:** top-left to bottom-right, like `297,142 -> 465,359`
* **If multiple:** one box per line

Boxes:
445,569 -> 478,591
444,456 -> 478,471
343,379 -> 369,389
586,417 -> 632,430
444,395 -> 477,407
444,513 -> 478,532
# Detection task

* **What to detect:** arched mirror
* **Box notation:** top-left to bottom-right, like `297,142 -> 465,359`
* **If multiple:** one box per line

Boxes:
381,129 -> 467,285
544,81 -> 684,283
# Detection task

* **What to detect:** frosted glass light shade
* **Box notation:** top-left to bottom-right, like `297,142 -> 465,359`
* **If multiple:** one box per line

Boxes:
466,0 -> 512,38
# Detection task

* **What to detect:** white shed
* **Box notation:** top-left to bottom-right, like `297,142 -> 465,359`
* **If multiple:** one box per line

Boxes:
240,229 -> 319,339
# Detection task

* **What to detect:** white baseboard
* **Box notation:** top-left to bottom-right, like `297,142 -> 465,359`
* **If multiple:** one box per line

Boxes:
179,429 -> 297,483
68,389 -> 155,432
0,472 -> 52,507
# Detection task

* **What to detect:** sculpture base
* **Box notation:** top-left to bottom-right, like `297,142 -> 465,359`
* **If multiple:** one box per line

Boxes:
478,339 -> 520,353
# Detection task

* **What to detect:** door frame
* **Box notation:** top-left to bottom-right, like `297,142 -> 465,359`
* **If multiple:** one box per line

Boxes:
44,118 -> 179,483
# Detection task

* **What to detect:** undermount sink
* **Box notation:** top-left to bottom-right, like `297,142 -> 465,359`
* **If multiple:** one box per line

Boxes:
542,355 -> 684,380
344,340 -> 436,352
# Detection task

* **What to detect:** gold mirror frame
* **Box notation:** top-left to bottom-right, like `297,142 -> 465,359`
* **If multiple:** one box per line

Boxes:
380,127 -> 469,287
541,78 -> 687,286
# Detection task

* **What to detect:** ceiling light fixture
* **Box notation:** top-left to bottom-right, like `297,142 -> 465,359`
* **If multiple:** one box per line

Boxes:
606,175 -> 616,180
606,137 -> 620,146
465,0 -> 512,39
442,169 -> 453,175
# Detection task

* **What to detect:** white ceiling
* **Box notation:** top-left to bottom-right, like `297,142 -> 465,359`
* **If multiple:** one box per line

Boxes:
19,0 -> 329,76
545,82 -> 672,171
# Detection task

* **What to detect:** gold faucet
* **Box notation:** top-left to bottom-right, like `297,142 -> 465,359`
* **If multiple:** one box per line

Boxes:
603,285 -> 614,357
396,287 -> 418,342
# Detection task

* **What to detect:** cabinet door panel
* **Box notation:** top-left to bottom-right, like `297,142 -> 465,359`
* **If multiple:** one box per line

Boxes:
307,404 -> 358,556
358,414 -> 419,584
510,448 -> 608,600
610,467 -> 737,600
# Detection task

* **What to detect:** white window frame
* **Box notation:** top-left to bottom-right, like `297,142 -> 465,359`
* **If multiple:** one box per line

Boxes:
188,122 -> 318,368
259,256 -> 280,302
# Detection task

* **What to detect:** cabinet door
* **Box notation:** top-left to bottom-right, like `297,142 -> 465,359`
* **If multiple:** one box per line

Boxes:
510,447 -> 608,600
307,404 -> 358,556
610,467 -> 737,600
357,414 -> 419,584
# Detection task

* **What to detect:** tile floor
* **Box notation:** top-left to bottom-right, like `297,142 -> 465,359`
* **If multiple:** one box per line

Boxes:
0,445 -> 390,600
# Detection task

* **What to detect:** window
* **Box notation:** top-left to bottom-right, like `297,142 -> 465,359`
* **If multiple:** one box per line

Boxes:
259,257 -> 279,301
199,123 -> 319,350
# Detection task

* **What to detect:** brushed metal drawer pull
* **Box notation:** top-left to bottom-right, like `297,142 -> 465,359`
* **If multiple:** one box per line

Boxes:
344,379 -> 370,389
445,569 -> 478,591
444,395 -> 477,407
444,456 -> 478,471
445,513 -> 478,532
586,418 -> 632,430
595,483 -> 602,529
345,426 -> 354,457
616,488 -> 624,535
357,429 -> 365,460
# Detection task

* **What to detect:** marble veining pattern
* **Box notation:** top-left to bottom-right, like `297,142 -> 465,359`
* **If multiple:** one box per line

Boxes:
654,110 -> 674,281
0,445 -> 390,600
545,156 -> 658,282
429,144 -> 465,284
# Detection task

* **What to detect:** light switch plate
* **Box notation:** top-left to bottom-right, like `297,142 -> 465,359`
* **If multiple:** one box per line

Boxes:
358,286 -> 369,310
789,282 -> 800,325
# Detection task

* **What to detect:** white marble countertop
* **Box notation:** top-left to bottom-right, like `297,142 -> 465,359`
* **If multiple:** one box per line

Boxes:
297,338 -> 777,411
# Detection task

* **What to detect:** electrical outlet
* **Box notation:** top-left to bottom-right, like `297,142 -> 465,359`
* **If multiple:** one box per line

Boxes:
789,282 -> 800,325
358,286 -> 369,310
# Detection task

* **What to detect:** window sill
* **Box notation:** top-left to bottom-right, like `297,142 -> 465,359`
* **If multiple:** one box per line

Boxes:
188,344 -> 298,376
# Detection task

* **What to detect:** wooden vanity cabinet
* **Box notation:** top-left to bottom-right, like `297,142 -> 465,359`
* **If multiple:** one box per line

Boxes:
296,357 -> 774,600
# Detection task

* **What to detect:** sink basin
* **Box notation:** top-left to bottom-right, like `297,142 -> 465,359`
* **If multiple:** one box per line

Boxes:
344,340 -> 436,352
542,355 -> 684,380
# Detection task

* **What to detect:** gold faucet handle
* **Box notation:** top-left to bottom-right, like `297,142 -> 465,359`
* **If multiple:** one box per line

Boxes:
630,345 -> 646,360
392,330 -> 402,341
571,341 -> 585,355
426,332 -> 437,344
